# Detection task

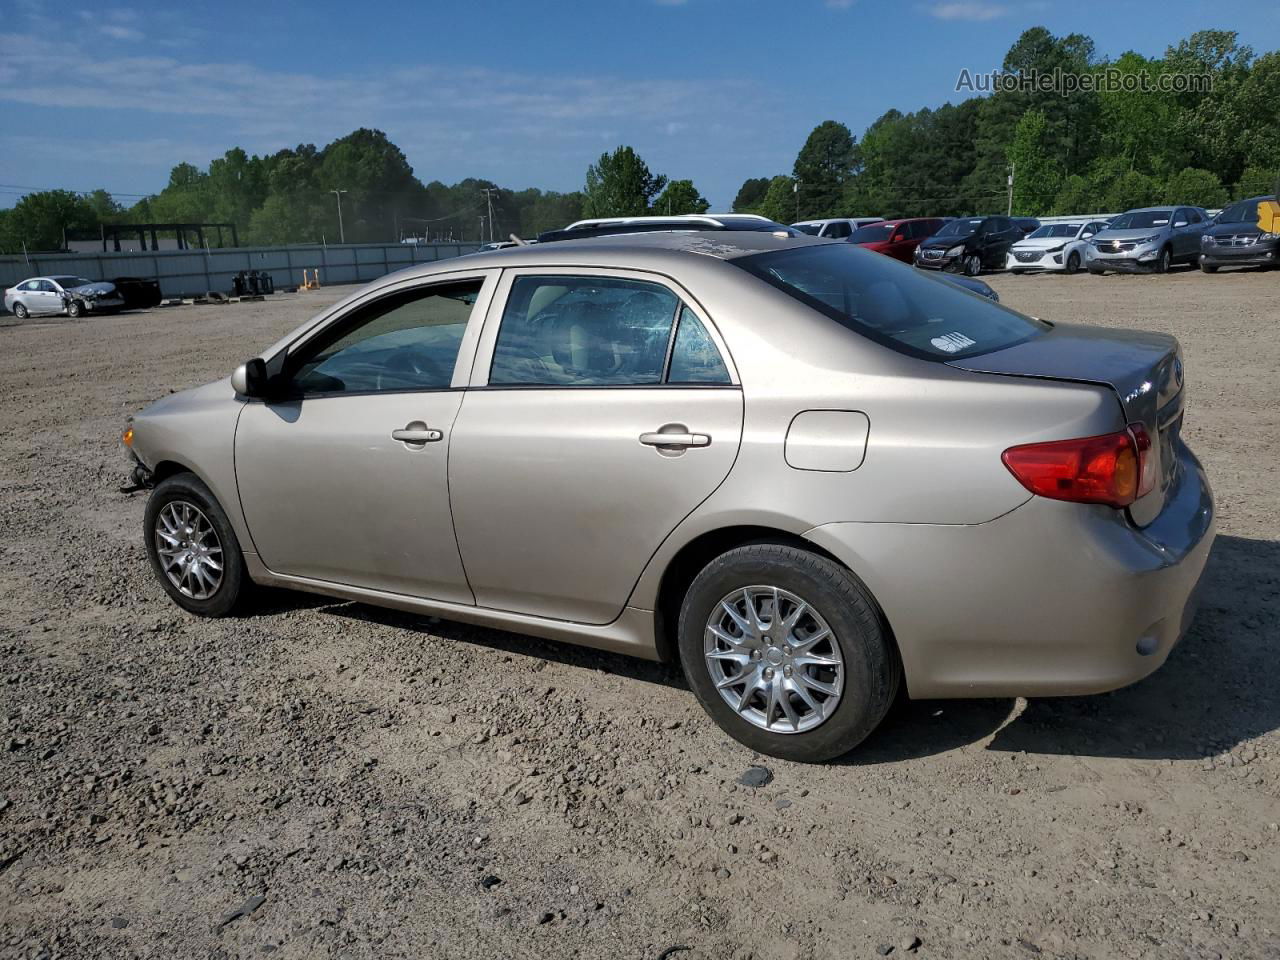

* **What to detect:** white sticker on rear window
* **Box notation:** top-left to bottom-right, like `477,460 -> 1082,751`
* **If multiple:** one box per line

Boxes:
930,332 -> 977,353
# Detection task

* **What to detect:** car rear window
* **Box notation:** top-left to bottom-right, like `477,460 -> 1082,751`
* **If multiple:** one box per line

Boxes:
732,243 -> 1049,361
851,223 -> 896,243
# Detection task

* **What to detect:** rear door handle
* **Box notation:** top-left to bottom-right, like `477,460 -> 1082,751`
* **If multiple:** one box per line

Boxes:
392,421 -> 443,445
639,426 -> 710,449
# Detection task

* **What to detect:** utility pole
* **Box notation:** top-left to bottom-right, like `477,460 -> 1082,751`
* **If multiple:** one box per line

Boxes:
481,188 -> 498,243
331,189 -> 348,244
1006,164 -> 1015,217
793,178 -> 801,221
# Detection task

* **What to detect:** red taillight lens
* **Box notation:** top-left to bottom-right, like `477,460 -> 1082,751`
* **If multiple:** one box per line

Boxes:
1002,424 -> 1154,509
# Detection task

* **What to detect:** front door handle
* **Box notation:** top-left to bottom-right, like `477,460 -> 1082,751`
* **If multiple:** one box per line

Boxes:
392,421 -> 443,446
639,425 -> 711,449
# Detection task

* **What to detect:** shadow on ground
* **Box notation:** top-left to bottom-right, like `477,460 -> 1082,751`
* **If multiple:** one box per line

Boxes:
275,534 -> 1278,764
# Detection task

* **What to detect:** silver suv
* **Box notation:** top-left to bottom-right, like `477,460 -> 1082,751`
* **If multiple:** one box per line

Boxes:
1085,206 -> 1210,274
124,231 -> 1214,762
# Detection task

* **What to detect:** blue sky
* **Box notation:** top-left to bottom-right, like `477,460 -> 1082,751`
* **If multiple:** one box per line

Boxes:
1,0 -> 1277,210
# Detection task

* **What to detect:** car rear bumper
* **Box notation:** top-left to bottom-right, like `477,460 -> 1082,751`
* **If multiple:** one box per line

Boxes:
804,440 -> 1215,699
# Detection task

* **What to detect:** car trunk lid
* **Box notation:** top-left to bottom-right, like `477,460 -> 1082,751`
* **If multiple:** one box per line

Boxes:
948,321 -> 1184,526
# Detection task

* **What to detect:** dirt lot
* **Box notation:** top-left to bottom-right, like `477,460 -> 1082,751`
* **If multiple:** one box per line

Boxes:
1,268 -> 1278,960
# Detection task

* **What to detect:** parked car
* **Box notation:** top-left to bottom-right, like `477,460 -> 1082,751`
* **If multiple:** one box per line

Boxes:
850,218 -> 946,263
792,217 -> 884,239
111,276 -> 163,309
1199,195 -> 1279,273
1085,206 -> 1210,274
1006,221 -> 1108,274
914,216 -> 1023,275
1013,217 -> 1042,236
123,231 -> 1214,763
3,275 -> 126,319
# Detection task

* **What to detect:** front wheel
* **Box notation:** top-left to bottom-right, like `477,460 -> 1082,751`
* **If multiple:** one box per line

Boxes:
144,473 -> 249,616
67,300 -> 84,318
1155,246 -> 1172,274
963,254 -> 982,277
677,544 -> 899,763
1065,251 -> 1081,274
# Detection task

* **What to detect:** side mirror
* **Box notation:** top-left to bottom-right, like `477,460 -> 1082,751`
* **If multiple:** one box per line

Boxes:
1174,220 -> 1188,228
231,358 -> 269,398
1082,232 -> 1094,238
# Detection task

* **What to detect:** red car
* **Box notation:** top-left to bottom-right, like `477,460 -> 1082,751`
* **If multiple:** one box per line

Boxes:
850,218 -> 946,263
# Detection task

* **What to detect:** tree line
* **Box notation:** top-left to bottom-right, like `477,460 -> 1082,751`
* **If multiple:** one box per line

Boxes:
735,27 -> 1279,221
1,26 -> 1276,254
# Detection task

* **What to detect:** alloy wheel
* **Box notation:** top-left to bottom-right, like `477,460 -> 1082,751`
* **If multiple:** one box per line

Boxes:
703,586 -> 844,734
154,500 -> 224,600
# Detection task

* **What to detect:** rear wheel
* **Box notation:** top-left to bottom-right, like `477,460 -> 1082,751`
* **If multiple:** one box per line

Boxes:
144,473 -> 249,616
67,300 -> 84,318
677,544 -> 899,763
1200,261 -> 1218,274
1065,251 -> 1081,274
1087,265 -> 1106,275
12,302 -> 28,319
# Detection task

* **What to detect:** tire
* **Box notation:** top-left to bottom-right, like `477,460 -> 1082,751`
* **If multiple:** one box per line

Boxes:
677,544 -> 900,763
67,300 -> 84,318
1200,261 -> 1218,274
1065,252 -> 1081,275
12,302 -> 28,319
963,254 -> 982,277
144,472 -> 249,617
1155,246 -> 1172,274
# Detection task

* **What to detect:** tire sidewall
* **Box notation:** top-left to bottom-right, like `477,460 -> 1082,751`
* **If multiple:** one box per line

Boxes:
67,300 -> 83,318
677,545 -> 897,763
144,473 -> 245,616
1066,252 -> 1080,274
13,302 -> 28,319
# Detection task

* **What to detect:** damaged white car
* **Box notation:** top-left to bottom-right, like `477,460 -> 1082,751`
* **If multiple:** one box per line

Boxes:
3,275 -> 126,319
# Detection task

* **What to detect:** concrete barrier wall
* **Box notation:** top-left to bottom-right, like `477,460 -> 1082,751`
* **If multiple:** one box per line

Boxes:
0,242 -> 485,299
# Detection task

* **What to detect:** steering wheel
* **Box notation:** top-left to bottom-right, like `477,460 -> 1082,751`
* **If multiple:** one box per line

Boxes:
375,346 -> 444,391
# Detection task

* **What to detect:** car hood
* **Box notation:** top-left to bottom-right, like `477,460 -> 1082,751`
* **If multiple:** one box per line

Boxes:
66,281 -> 119,297
1205,222 -> 1263,238
1012,236 -> 1077,250
1092,228 -> 1167,242
919,236 -> 971,249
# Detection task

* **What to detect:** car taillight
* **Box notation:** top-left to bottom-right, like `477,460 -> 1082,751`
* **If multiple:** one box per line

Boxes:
1002,424 -> 1155,509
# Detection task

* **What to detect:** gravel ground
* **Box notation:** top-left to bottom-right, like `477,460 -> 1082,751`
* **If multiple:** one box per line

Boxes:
1,268 -> 1278,960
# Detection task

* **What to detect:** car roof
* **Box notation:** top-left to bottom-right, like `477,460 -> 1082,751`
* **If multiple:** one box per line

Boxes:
394,229 -> 836,280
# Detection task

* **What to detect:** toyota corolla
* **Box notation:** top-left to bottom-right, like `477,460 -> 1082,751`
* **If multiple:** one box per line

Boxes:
123,231 -> 1214,762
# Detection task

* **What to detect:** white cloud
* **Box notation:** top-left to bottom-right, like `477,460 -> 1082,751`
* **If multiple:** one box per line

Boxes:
826,0 -> 857,8
928,2 -> 1010,20
100,23 -> 143,40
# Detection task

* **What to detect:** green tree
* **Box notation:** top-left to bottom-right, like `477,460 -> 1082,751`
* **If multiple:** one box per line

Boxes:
652,179 -> 709,216
1051,174 -> 1100,214
1162,168 -> 1228,208
582,146 -> 667,218
0,189 -> 106,252
1100,168 -> 1162,212
757,175 -> 799,224
1007,109 -> 1062,215
732,177 -> 771,213
793,121 -> 859,219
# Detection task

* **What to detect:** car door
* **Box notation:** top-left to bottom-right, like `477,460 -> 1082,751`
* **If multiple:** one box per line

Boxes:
233,271 -> 497,603
1171,208 -> 1195,259
449,268 -> 745,625
34,279 -> 62,315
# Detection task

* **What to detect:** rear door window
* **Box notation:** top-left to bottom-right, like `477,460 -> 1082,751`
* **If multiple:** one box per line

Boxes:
733,243 -> 1048,361
822,221 -> 851,239
667,307 -> 731,384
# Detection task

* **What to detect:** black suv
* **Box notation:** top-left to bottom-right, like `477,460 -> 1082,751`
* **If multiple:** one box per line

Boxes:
1199,195 -> 1278,273
914,216 -> 1023,276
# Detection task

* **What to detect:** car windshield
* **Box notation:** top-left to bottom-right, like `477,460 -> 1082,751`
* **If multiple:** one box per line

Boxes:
51,276 -> 90,288
933,219 -> 982,238
734,243 -> 1048,361
1107,211 -> 1171,229
851,223 -> 897,243
793,223 -> 822,236
1217,198 -> 1269,224
1027,224 -> 1080,239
